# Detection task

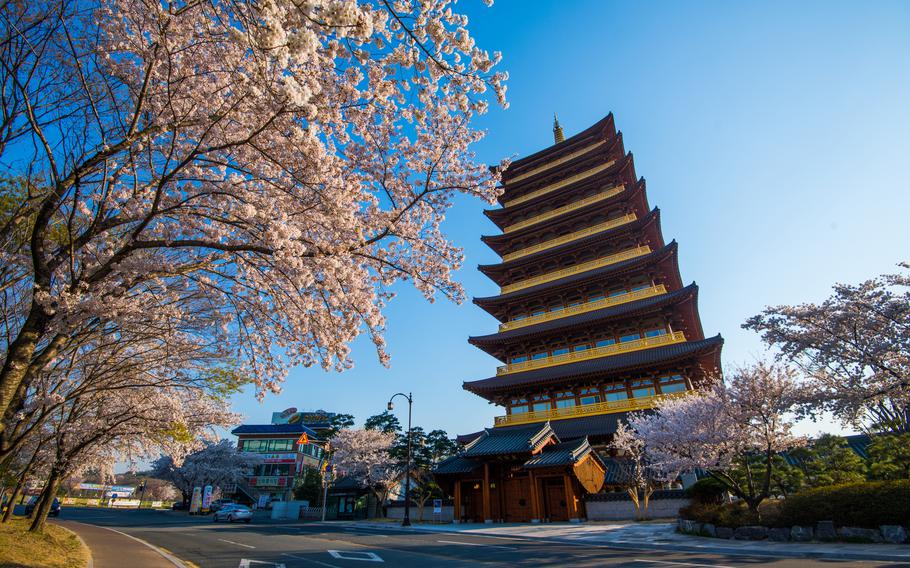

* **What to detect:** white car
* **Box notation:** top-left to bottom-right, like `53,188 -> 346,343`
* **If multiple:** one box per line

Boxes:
213,504 -> 252,523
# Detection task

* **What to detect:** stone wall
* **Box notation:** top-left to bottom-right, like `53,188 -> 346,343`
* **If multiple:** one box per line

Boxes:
586,497 -> 691,521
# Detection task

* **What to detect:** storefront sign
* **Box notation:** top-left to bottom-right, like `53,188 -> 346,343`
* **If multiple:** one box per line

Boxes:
202,485 -> 213,511
261,453 -> 297,463
249,476 -> 289,487
189,486 -> 202,514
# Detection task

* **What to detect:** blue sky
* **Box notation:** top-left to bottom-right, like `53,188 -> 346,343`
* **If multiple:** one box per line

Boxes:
229,0 -> 910,438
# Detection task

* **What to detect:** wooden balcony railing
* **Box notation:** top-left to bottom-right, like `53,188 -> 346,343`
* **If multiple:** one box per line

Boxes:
503,185 -> 624,233
500,245 -> 651,294
502,213 -> 637,262
498,284 -> 667,332
503,160 -> 618,207
493,392 -> 688,427
506,140 -> 606,184
496,331 -> 687,376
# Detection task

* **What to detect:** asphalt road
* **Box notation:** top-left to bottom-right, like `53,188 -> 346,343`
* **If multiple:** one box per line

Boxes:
56,507 -> 902,568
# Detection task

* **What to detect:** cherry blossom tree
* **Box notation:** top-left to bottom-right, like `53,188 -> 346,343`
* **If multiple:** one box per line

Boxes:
0,0 -> 508,432
330,427 -> 398,515
629,362 -> 807,513
745,263 -> 910,433
610,422 -> 680,520
151,440 -> 263,506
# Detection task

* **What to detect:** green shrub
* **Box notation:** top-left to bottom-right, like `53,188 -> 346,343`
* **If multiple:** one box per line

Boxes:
777,480 -> 910,528
685,478 -> 728,504
678,500 -> 781,528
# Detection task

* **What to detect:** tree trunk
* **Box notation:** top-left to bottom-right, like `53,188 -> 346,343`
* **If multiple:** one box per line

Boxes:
0,303 -> 50,435
626,487 -> 641,519
29,469 -> 60,532
2,476 -> 26,523
642,487 -> 654,521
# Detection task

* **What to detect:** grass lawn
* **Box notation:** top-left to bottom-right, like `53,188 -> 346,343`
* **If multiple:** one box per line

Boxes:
0,517 -> 88,568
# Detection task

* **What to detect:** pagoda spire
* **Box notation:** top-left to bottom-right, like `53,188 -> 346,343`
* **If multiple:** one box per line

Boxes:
553,114 -> 565,144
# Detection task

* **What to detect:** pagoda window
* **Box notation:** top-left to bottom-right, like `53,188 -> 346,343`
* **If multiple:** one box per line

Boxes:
510,355 -> 528,364
588,293 -> 606,303
604,390 -> 629,402
630,379 -> 657,398
531,352 -> 548,360
572,344 -> 590,352
595,338 -> 616,348
556,398 -> 576,409
620,333 -> 641,343
532,308 -> 546,317
644,327 -> 668,338
658,374 -> 688,394
552,347 -> 570,356
578,387 -> 601,405
532,401 -> 551,412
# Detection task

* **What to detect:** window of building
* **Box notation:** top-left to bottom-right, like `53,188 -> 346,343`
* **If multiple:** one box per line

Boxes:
552,348 -> 569,356
604,390 -> 628,402
659,382 -> 687,394
631,284 -> 650,291
531,351 -> 548,360
512,314 -> 526,321
510,404 -> 529,414
577,387 -> 600,406
620,333 -> 641,343
510,355 -> 528,364
554,390 -> 576,409
596,338 -> 616,348
532,401 -> 551,412
572,344 -> 589,352
631,379 -> 656,398
643,328 -> 667,338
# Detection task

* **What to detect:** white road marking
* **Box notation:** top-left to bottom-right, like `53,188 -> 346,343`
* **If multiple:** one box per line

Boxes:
327,550 -> 384,562
632,560 -> 739,568
219,538 -> 256,549
238,560 -> 285,568
282,553 -> 341,568
436,539 -> 518,550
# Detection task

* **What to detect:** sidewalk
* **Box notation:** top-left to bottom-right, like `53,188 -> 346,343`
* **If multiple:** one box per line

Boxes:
350,519 -> 910,563
54,520 -> 187,568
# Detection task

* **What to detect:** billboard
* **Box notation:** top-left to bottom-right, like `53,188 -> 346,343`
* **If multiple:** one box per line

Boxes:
270,409 -> 333,425
261,453 -> 297,464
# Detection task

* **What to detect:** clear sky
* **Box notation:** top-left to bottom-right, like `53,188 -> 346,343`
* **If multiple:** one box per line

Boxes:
228,0 -> 910,439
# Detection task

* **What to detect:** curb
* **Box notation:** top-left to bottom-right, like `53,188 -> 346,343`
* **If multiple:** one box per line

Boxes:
65,521 -> 190,568
348,521 -> 910,563
51,521 -> 94,568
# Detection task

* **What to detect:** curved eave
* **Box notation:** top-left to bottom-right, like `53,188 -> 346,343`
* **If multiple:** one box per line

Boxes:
462,335 -> 725,399
486,152 -> 634,227
481,178 -> 648,255
469,282 -> 698,352
478,208 -> 663,283
473,241 -> 681,319
503,113 -> 616,179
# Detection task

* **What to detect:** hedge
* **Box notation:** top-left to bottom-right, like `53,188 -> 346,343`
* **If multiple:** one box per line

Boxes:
777,480 -> 910,529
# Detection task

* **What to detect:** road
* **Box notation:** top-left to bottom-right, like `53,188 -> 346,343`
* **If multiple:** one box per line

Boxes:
56,507 -> 899,568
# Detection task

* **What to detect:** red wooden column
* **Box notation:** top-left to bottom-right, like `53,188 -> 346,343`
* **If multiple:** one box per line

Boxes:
528,470 -> 541,523
563,473 -> 579,522
453,480 -> 462,524
482,463 -> 492,523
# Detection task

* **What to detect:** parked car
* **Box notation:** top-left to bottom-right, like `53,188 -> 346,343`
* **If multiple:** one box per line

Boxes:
171,501 -> 188,510
24,497 -> 60,517
210,498 -> 234,512
213,503 -> 252,523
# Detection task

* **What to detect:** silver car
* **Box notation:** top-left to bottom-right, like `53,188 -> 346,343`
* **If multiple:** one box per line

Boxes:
213,503 -> 252,523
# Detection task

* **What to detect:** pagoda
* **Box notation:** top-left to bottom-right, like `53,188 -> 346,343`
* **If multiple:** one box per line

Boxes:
433,113 -> 723,524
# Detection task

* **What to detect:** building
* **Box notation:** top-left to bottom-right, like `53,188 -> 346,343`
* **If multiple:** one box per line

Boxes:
230,408 -> 333,506
434,114 -> 723,523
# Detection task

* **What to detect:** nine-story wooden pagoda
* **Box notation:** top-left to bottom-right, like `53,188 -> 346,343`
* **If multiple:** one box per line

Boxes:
434,113 -> 723,524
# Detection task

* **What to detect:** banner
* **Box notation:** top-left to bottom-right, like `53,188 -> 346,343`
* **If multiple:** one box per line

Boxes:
189,486 -> 202,514
201,485 -> 213,512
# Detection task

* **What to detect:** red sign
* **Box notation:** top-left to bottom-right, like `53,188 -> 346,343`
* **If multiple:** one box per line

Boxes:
297,433 -> 309,446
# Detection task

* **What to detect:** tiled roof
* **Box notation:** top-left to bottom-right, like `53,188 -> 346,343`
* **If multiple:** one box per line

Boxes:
502,113 -> 615,180
462,422 -> 557,457
602,457 -> 634,485
433,456 -> 481,475
469,283 -> 697,347
455,431 -> 484,445
463,335 -> 724,396
523,437 -> 595,469
479,209 -> 660,278
473,242 -> 678,309
231,423 -> 321,437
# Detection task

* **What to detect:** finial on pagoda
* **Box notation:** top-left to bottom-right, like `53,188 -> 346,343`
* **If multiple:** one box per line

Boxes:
553,113 -> 565,144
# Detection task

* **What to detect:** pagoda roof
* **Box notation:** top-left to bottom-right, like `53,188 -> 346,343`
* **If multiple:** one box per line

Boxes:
462,334 -> 724,399
478,208 -> 662,284
433,455 -> 482,475
503,113 -> 616,180
523,437 -> 600,469
462,422 -> 557,457
480,179 -> 648,255
473,241 -> 681,319
469,283 -> 699,352
488,151 -> 634,227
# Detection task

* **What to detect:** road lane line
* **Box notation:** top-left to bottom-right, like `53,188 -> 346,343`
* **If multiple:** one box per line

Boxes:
436,539 -> 518,550
218,538 -> 256,549
282,553 -> 341,568
632,560 -> 738,568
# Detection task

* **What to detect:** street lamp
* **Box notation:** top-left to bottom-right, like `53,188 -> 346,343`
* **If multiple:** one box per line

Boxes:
387,392 -> 412,527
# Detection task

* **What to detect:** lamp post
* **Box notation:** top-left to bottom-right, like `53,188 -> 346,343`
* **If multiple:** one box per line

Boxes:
387,392 -> 412,527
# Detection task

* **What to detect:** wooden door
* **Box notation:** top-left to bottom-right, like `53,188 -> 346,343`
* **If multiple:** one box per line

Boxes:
543,478 -> 568,522
503,477 -> 531,522
461,481 -> 484,522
